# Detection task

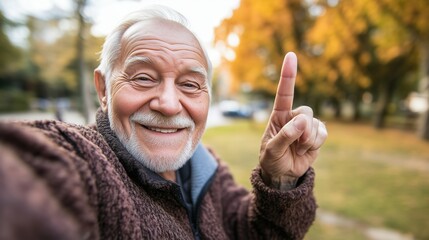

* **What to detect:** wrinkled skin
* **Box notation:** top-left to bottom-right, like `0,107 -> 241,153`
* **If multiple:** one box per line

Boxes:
94,19 -> 210,181
259,52 -> 328,186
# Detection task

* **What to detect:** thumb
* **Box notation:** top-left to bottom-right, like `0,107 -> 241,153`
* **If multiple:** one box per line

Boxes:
268,115 -> 306,150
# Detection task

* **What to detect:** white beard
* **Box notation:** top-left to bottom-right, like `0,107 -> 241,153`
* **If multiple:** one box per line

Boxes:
108,106 -> 199,173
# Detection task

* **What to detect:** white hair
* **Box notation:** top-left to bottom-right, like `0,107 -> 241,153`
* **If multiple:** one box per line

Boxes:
96,5 -> 213,89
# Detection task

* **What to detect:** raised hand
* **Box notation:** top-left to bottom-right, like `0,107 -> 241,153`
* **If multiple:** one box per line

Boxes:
259,52 -> 327,190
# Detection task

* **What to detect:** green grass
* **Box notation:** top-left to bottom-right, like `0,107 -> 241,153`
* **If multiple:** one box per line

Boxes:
202,119 -> 429,240
203,120 -> 262,189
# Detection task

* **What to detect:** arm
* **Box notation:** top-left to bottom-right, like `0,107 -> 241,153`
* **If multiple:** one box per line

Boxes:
214,159 -> 316,240
0,122 -> 97,240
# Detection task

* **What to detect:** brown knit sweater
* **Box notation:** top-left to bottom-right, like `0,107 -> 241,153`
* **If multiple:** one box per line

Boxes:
0,110 -> 317,240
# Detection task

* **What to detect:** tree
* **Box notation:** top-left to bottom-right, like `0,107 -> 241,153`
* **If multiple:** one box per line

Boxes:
0,11 -> 22,75
306,0 -> 418,126
0,11 -> 34,112
216,0 -> 423,130
26,15 -> 77,97
75,0 -> 94,124
375,0 -> 429,139
18,2 -> 101,118
214,0 -> 314,104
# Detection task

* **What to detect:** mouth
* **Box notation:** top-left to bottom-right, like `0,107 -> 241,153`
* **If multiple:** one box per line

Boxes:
141,124 -> 186,134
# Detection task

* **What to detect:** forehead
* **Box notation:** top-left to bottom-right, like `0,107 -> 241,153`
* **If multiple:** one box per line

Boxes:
119,19 -> 207,68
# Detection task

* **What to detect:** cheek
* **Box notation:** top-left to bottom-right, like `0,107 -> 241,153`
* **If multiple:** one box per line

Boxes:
110,85 -> 147,126
186,97 -> 210,129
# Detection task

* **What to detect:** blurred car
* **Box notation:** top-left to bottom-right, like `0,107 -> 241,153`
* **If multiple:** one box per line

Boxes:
218,100 -> 253,119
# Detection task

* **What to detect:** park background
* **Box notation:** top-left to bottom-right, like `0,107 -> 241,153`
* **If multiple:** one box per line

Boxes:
0,0 -> 428,239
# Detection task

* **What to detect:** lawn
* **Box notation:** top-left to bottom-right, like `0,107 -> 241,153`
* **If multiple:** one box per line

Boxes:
202,119 -> 429,240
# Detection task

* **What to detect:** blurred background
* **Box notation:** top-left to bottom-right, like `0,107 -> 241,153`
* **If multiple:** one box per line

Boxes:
0,0 -> 428,239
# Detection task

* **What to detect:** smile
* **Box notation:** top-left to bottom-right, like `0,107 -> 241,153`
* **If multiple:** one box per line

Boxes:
148,126 -> 178,133
141,124 -> 186,134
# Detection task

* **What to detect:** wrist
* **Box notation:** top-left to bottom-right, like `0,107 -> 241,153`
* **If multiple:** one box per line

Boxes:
260,169 -> 299,191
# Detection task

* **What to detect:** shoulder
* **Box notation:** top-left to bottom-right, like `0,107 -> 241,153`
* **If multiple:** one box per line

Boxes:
0,119 -> 110,161
16,119 -> 100,144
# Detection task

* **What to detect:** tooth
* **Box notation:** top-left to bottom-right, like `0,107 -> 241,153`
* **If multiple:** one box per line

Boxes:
149,127 -> 178,133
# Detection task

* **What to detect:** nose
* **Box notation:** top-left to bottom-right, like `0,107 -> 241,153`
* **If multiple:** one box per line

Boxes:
149,81 -> 182,116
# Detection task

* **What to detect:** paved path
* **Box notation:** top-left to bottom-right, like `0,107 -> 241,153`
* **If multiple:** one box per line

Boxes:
317,210 -> 414,240
0,111 -> 88,125
0,106 -> 231,128
321,150 -> 429,173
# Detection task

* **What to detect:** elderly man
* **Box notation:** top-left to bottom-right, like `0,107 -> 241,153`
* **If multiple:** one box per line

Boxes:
0,5 -> 327,240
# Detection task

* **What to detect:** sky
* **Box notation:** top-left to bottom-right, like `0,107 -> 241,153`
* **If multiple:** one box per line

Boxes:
0,0 -> 240,65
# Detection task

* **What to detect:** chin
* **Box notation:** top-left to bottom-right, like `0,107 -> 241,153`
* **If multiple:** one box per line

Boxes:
120,129 -> 197,173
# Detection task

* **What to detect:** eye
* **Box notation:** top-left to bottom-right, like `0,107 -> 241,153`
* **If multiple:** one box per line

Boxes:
179,81 -> 201,93
131,74 -> 157,87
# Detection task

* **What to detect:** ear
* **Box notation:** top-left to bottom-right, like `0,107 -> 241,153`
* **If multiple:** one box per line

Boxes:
94,69 -> 108,112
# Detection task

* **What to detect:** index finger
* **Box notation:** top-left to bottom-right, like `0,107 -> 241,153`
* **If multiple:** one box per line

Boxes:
272,52 -> 297,112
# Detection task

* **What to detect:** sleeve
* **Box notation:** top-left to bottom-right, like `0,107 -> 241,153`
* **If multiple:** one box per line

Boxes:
214,159 -> 316,240
248,166 -> 317,240
0,122 -> 99,240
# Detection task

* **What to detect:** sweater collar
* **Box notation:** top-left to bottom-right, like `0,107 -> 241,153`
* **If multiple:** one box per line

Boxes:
189,144 -> 218,204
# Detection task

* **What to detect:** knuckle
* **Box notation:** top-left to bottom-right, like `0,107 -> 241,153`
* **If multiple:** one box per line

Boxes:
320,129 -> 328,140
319,123 -> 328,139
292,105 -> 313,117
300,106 -> 313,116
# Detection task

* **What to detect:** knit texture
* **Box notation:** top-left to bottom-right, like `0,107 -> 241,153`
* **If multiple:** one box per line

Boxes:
0,109 -> 317,240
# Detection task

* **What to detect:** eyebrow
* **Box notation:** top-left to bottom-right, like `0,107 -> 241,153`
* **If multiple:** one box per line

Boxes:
189,66 -> 208,80
124,56 -> 208,80
124,56 -> 152,69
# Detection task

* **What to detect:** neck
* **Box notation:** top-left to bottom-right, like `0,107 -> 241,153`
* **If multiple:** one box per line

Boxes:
159,171 -> 176,182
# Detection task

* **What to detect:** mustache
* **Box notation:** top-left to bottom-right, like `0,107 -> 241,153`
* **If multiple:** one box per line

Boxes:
130,111 -> 195,129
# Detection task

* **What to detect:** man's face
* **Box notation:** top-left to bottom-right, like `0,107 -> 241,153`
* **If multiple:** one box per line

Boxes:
105,19 -> 210,173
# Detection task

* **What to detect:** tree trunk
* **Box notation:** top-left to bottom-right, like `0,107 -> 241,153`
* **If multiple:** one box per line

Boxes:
373,77 -> 398,129
351,93 -> 362,122
76,0 -> 93,124
330,97 -> 342,119
417,40 -> 429,140
373,90 -> 388,129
